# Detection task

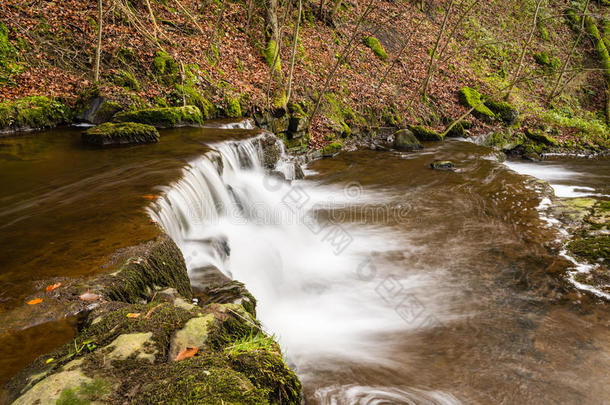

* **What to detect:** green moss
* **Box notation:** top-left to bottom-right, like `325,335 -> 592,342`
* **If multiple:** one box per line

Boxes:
113,106 -> 204,128
57,378 -> 110,405
362,36 -> 388,62
408,125 -> 444,142
524,128 -> 558,146
94,101 -> 122,123
321,141 -> 343,156
0,96 -> 71,132
0,21 -> 23,85
533,51 -> 561,71
568,236 -> 609,263
113,70 -> 140,91
103,235 -> 192,302
458,87 -> 496,121
225,95 -> 242,118
263,40 -> 281,75
445,120 -> 472,137
485,100 -> 519,125
152,51 -> 179,85
82,122 -> 159,147
179,85 -> 216,119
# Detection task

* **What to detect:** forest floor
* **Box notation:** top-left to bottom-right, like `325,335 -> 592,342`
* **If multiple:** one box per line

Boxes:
0,0 -> 609,153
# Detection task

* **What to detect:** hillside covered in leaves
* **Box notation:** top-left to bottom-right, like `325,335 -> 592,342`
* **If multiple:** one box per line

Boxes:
1,0 -> 609,151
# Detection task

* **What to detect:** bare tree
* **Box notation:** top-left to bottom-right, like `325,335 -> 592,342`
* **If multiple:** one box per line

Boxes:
94,0 -> 103,83
505,0 -> 545,99
307,0 -> 376,129
421,0 -> 456,100
287,0 -> 303,104
547,0 -> 589,104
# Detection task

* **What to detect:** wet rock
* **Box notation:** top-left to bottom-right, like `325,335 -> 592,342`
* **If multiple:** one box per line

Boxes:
294,161 -> 305,179
393,129 -> 423,151
105,332 -> 157,363
288,116 -> 308,133
259,132 -> 283,169
200,281 -> 257,318
190,265 -> 232,289
408,125 -> 444,142
113,105 -> 204,128
486,100 -> 519,125
445,120 -> 472,138
82,122 -> 159,147
76,97 -> 122,125
11,359 -> 93,405
430,160 -> 455,170
524,128 -> 558,146
321,141 -> 343,157
168,314 -> 215,360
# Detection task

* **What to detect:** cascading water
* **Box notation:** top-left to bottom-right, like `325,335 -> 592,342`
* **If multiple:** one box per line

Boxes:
147,130 -> 459,404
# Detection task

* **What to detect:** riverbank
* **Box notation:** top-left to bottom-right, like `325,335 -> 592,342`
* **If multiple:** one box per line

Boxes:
2,234 -> 301,404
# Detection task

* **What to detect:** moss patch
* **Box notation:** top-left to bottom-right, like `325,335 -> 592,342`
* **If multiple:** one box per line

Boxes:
458,87 -> 496,122
533,51 -> 561,71
485,100 -> 519,125
263,40 -> 281,75
225,95 -> 242,118
152,51 -> 179,85
113,106 -> 203,128
82,122 -> 159,147
362,36 -> 388,62
0,96 -> 71,132
568,236 -> 609,264
409,125 -> 444,142
321,141 -> 343,157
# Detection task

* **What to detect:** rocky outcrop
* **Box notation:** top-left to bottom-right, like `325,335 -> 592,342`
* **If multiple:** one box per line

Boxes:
76,97 -> 123,125
3,234 -> 302,404
0,96 -> 72,134
82,122 -> 160,147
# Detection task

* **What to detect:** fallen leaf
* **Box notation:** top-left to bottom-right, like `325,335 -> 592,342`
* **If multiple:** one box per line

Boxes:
79,292 -> 100,301
46,282 -> 62,292
142,194 -> 158,199
126,313 -> 141,318
174,346 -> 198,361
27,298 -> 43,305
45,358 -> 54,364
144,303 -> 163,319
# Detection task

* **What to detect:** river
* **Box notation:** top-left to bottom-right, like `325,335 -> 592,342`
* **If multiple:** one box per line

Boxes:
0,123 -> 609,403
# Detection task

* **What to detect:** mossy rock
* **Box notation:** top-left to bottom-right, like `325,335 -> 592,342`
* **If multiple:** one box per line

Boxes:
567,236 -> 609,264
533,51 -> 561,71
225,96 -> 242,118
263,40 -> 281,75
482,131 -> 526,151
180,85 -> 216,119
393,129 -> 423,151
113,70 -> 140,91
445,120 -> 472,138
362,36 -> 388,62
458,87 -> 496,123
102,234 -> 192,303
408,125 -> 444,142
113,106 -> 204,128
82,122 -> 159,147
485,100 -> 519,125
524,128 -> 558,146
430,160 -> 455,171
152,51 -> 179,85
0,96 -> 71,133
321,141 -> 343,157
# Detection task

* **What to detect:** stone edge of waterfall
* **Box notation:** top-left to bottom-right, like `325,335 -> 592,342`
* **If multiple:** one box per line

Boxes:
2,133 -> 304,404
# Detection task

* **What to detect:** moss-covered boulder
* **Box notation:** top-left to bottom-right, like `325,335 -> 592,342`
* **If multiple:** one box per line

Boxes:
430,160 -> 455,170
113,106 -> 204,128
408,125 -> 444,142
82,122 -> 159,147
321,141 -> 343,157
0,96 -> 71,133
393,129 -> 423,151
5,281 -> 302,405
445,120 -> 472,138
524,128 -> 558,146
485,100 -> 519,125
458,87 -> 496,123
533,51 -> 561,71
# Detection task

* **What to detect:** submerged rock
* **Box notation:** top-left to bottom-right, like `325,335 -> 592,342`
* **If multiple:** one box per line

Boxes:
113,105 -> 204,128
430,160 -> 455,170
393,129 -> 423,151
82,122 -> 159,147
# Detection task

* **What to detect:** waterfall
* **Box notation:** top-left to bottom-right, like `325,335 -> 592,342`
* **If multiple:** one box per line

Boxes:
147,130 -> 455,402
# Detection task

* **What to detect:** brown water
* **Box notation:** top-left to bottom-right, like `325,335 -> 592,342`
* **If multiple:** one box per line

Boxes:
0,123 -> 258,385
0,126 -> 609,404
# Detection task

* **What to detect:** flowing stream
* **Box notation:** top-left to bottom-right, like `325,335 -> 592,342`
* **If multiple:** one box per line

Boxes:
0,123 -> 609,403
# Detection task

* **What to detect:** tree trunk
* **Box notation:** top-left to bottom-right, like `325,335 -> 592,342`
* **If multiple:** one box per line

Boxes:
505,0 -> 544,100
287,0 -> 303,104
94,0 -> 103,83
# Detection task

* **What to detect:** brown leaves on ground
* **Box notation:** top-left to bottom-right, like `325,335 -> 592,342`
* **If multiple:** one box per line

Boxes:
174,345 -> 198,361
45,282 -> 62,292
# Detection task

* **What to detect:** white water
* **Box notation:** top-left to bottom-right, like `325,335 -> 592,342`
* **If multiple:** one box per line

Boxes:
148,132 -> 459,403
